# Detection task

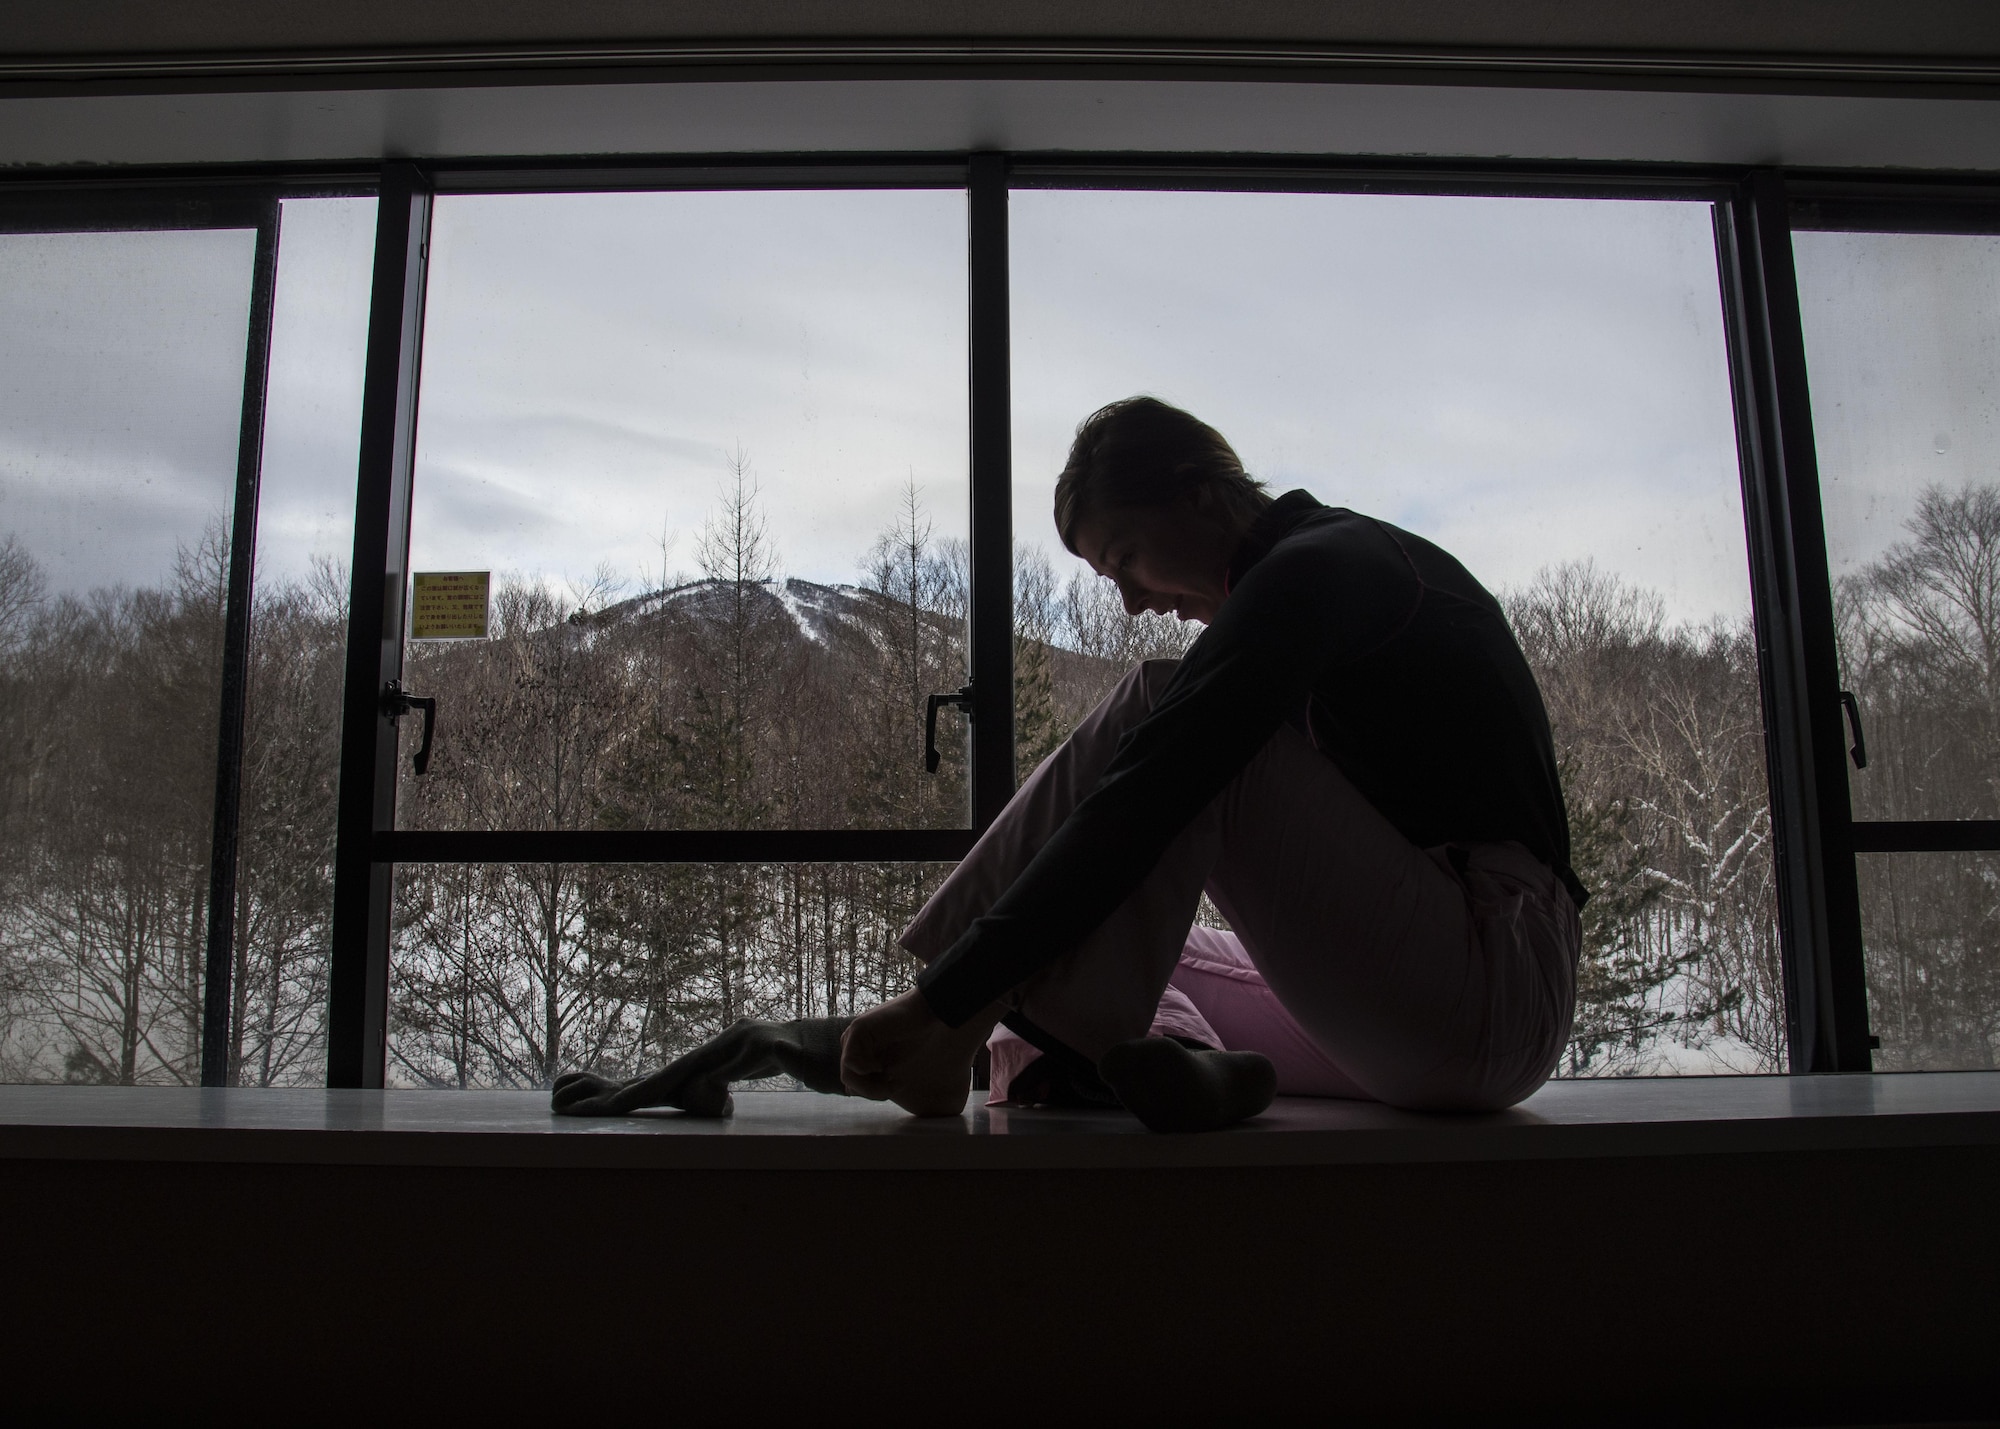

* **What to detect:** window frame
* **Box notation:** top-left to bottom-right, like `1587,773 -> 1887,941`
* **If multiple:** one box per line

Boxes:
10,154 -> 1994,1089
327,159 -> 1015,1085
1772,177 -> 2000,1069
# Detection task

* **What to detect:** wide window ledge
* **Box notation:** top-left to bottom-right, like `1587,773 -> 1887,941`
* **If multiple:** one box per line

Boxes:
2,1072 -> 1996,1172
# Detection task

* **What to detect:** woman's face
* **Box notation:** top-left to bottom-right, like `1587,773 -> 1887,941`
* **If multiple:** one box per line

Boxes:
1071,496 -> 1241,625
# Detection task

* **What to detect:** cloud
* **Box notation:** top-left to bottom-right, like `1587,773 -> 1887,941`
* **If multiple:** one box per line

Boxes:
12,185 -> 1987,639
1792,229 -> 2000,580
254,197 -> 377,588
405,189 -> 969,589
1010,189 -> 1751,624
0,227 -> 255,594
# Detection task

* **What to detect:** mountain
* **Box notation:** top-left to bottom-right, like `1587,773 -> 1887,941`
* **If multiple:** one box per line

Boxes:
593,576 -> 899,648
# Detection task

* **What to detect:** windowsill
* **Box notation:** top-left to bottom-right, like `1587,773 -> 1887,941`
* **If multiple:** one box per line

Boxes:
1,1072 -> 1996,1171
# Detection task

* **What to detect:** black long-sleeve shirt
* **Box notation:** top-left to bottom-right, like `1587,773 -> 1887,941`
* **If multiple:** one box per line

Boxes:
915,489 -> 1586,1028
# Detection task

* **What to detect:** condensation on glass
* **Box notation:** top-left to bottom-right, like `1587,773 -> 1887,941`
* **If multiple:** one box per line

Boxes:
399,190 -> 972,835
386,860 -> 953,1089
0,225 -> 254,1086
1009,190 -> 1780,1077
1857,852 -> 1999,1071
1793,229 -> 2000,823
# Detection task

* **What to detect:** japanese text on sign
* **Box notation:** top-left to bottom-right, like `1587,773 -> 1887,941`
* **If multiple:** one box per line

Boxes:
410,571 -> 491,641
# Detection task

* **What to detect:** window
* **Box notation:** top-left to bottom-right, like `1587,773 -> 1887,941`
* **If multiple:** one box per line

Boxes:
1855,852 -> 2000,1068
1793,204 -> 2000,1070
333,168 -> 994,1088
231,196 -> 376,1086
401,189 -> 972,834
8,160 -> 1979,1093
0,189 -> 372,1087
389,861 -> 949,1088
1010,186 -> 1776,1075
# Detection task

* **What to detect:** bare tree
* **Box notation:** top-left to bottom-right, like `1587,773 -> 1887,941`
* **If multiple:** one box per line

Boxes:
7,530 -> 227,1084
1838,483 -> 2000,1067
1013,545 -> 1064,775
226,554 -> 347,1084
1510,561 -> 1781,1074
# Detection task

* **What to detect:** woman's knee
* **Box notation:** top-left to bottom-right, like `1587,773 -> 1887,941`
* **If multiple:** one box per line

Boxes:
1106,658 -> 1181,714
1074,659 -> 1185,744
1137,658 -> 1182,700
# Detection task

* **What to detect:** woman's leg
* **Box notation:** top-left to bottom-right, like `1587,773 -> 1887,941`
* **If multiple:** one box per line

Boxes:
983,981 -> 1225,1106
1166,927 -> 1371,1099
1199,724 -> 1579,1109
901,660 -> 1212,1061
904,657 -> 1577,1112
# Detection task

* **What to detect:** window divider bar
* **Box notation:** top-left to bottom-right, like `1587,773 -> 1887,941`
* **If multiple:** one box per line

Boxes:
1006,156 -> 1737,202
199,195 -> 282,1089
1717,172 -> 1872,1075
1716,186 -> 1820,1072
328,164 -> 432,1090
1849,821 -> 2000,855
0,186 -> 274,234
967,152 -> 1016,828
377,828 -> 979,865
427,158 -> 971,195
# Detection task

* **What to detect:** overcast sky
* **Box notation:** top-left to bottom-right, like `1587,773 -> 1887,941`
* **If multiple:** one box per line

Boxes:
1792,228 -> 2000,584
4,188 -> 1993,630
1012,189 -> 1749,620
0,227 -> 256,594
406,189 -> 968,598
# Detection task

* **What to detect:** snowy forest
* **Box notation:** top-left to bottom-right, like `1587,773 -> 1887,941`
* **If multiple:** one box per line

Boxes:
1,476 -> 1994,1089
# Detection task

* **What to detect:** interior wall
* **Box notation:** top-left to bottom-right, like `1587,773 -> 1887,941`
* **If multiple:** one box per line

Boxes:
6,76 -> 2000,173
5,0 -> 1998,174
8,1146 -> 1997,1423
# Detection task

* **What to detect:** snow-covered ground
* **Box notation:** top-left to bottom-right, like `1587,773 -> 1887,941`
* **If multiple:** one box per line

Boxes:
1572,1032 -> 1776,1079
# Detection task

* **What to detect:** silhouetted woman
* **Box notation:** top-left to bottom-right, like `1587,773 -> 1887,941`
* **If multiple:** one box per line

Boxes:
556,397 -> 1584,1131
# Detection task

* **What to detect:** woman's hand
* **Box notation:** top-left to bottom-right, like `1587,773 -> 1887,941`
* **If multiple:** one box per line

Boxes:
840,988 -> 1000,1117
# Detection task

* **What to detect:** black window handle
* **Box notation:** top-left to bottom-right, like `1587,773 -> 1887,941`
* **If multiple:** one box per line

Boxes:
1839,689 -> 1868,771
924,683 -> 974,773
382,679 -> 438,776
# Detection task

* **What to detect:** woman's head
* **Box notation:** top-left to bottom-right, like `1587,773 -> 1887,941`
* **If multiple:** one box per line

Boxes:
1053,397 -> 1270,559
1054,398 -> 1273,625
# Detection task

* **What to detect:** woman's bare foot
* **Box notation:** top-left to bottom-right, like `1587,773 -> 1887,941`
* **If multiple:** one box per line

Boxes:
839,988 -> 1004,1116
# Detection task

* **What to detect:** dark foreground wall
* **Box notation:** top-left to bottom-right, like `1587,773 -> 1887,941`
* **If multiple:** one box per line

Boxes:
7,1146 -> 1997,1425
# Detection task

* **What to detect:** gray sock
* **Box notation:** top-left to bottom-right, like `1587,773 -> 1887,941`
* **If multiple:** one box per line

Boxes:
552,1016 -> 853,1118
1097,1036 -> 1277,1133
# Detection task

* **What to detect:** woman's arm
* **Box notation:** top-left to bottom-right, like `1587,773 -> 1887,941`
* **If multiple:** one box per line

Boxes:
915,516 -> 1421,1027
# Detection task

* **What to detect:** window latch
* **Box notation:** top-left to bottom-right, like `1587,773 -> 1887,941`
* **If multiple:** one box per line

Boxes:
1838,690 -> 1868,771
382,679 -> 438,776
924,683 -> 974,773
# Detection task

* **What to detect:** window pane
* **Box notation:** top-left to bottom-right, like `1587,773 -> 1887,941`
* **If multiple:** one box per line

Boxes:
1012,190 -> 1781,1076
226,196 -> 376,1086
402,190 -> 970,834
1859,852 -> 1999,1070
388,861 -> 951,1088
0,225 -> 255,1084
1793,228 -> 2000,821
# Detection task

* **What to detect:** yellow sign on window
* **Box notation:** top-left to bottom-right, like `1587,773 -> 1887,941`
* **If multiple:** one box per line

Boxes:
410,571 -> 491,641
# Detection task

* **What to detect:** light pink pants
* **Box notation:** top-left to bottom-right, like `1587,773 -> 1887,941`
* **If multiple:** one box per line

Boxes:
900,660 -> 1581,1111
